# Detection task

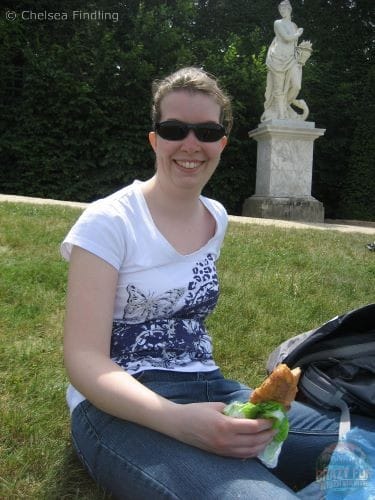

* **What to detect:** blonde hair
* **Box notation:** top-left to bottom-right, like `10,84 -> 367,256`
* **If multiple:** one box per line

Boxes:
151,67 -> 233,134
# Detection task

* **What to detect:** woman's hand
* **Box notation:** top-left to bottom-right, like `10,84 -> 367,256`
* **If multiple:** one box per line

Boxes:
173,402 -> 276,459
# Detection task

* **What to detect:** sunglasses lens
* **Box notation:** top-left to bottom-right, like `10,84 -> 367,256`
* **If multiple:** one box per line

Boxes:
156,121 -> 225,142
195,124 -> 225,142
156,122 -> 188,140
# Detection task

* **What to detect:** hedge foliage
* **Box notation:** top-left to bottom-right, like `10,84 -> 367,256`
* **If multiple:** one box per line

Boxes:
0,0 -> 374,218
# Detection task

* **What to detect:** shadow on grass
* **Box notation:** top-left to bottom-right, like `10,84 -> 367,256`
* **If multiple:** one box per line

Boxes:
42,445 -> 113,500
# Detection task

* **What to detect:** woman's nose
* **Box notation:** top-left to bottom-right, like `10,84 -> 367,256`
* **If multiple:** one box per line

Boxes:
180,130 -> 201,151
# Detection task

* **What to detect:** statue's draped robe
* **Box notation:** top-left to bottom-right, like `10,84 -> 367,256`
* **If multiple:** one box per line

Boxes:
261,20 -> 302,121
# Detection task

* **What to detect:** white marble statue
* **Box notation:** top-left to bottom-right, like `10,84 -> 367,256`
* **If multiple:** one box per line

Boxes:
261,0 -> 312,122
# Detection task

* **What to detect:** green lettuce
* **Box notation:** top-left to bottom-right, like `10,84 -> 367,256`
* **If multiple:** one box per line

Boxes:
223,400 -> 289,468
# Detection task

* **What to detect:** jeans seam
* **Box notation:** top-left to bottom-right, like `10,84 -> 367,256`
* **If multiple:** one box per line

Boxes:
205,380 -> 210,402
289,429 -> 338,436
71,430 -> 97,481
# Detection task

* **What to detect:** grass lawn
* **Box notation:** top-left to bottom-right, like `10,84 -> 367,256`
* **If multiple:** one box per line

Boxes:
1,201 -> 374,499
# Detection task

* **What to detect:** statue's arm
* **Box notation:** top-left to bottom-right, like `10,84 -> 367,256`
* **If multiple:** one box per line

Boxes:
274,20 -> 303,42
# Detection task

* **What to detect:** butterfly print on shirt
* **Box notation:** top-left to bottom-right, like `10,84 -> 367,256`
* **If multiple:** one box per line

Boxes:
123,284 -> 186,323
111,254 -> 219,371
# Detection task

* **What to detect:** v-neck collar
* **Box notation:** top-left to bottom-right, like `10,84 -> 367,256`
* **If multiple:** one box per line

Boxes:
134,181 -> 219,258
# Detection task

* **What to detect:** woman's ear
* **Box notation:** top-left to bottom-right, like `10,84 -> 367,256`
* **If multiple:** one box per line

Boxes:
149,131 -> 157,152
220,136 -> 228,151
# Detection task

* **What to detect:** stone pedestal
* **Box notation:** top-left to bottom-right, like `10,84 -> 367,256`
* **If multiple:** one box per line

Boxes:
243,120 -> 325,222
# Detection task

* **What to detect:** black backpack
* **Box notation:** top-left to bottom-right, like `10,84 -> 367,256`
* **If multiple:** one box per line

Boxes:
267,304 -> 375,437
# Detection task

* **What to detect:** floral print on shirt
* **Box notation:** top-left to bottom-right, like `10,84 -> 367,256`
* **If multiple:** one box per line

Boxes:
110,254 -> 219,372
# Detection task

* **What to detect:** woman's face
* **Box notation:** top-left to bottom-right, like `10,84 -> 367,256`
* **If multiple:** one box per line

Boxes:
149,90 -> 227,194
279,4 -> 292,18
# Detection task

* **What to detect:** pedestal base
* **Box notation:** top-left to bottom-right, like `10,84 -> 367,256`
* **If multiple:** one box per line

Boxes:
242,196 -> 325,223
248,120 -> 326,198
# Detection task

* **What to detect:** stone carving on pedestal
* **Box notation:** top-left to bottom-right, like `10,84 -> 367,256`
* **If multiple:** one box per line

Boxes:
243,0 -> 325,223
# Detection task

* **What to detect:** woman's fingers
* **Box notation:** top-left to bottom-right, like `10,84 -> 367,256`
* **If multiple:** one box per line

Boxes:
176,403 -> 276,458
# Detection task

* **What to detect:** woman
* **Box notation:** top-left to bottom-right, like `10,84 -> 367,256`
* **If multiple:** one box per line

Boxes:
61,67 -> 372,499
261,0 -> 306,121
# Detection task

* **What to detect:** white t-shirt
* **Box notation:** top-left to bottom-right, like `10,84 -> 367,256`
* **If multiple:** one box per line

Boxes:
61,180 -> 228,412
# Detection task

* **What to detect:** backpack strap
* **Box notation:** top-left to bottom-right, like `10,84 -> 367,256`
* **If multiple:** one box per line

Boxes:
299,366 -> 351,439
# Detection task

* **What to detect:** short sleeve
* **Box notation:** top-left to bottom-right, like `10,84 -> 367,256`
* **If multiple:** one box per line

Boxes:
60,202 -> 127,270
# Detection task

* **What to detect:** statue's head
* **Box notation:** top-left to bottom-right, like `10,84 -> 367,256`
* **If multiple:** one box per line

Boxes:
278,0 -> 292,14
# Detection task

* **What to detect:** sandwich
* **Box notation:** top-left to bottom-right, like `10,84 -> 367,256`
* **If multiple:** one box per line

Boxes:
224,364 -> 301,467
250,363 -> 301,409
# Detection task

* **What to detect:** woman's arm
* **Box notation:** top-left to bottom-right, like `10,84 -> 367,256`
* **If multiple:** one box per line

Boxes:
64,246 -> 182,431
64,246 -> 275,458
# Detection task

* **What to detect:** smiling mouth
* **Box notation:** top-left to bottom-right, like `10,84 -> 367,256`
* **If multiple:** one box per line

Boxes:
175,160 -> 203,170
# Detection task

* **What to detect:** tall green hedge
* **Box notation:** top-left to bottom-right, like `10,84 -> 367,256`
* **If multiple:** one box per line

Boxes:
1,1 -> 373,219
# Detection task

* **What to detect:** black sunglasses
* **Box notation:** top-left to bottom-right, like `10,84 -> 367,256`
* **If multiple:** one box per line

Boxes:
155,120 -> 226,142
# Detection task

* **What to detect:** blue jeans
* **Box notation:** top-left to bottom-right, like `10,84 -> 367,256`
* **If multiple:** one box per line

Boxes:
70,370 -> 374,499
